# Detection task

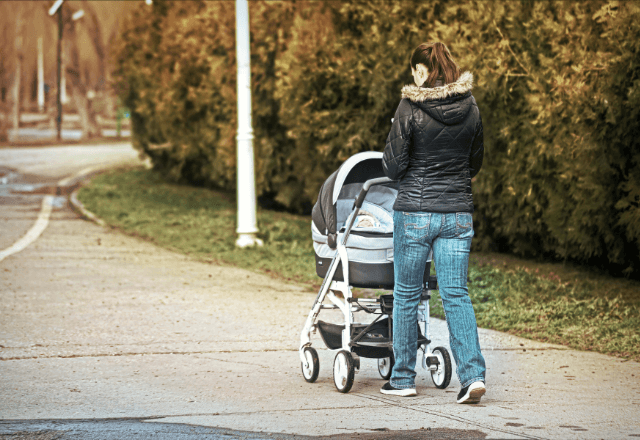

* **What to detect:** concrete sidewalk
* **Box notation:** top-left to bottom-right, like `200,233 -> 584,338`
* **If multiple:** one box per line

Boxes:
1,195 -> 639,439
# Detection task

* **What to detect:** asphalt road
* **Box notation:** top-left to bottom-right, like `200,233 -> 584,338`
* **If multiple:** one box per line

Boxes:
1,143 -> 639,439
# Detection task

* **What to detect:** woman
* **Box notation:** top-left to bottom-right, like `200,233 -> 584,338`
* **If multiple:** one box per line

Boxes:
381,42 -> 486,404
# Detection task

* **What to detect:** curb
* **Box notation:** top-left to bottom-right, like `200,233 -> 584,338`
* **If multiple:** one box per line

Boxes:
69,188 -> 106,227
62,167 -> 112,227
64,159 -> 151,228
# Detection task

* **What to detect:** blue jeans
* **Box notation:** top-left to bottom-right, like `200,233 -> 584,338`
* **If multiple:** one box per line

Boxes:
390,211 -> 486,390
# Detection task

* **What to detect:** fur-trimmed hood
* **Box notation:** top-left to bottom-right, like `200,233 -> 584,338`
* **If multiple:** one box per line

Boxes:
383,69 -> 483,214
401,71 -> 473,102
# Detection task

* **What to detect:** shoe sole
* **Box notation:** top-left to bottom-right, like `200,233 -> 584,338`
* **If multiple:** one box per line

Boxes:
457,385 -> 486,404
381,388 -> 417,397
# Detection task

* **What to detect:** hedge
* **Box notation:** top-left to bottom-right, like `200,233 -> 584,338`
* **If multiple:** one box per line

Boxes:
113,0 -> 640,277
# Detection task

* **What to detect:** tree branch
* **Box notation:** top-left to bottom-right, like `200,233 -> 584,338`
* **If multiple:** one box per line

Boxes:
494,21 -> 531,77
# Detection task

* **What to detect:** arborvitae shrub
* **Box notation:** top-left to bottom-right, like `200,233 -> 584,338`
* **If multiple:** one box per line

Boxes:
113,0 -> 640,276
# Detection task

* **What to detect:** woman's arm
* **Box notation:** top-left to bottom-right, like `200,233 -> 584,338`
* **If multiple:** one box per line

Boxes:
469,113 -> 484,179
382,99 -> 413,180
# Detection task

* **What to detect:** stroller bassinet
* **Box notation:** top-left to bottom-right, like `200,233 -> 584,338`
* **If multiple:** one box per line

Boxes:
299,152 -> 452,393
311,151 -> 397,289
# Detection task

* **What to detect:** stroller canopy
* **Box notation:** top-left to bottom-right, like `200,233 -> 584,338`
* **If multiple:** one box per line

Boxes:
312,152 -> 396,247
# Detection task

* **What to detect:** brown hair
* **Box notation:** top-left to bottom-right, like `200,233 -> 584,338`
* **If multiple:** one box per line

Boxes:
410,42 -> 460,88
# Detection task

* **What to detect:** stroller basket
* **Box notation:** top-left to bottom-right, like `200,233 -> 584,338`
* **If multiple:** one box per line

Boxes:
317,319 -> 392,359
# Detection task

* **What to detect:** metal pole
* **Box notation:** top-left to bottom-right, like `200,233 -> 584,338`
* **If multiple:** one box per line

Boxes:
235,0 -> 262,247
61,42 -> 68,105
11,34 -> 22,131
56,5 -> 63,141
37,37 -> 45,113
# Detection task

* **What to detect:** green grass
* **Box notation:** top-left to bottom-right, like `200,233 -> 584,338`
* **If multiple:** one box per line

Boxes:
79,167 -> 640,361
430,263 -> 640,361
78,167 -> 318,286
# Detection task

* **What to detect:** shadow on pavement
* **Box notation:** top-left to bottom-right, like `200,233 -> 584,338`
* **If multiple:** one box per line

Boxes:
0,419 -> 487,440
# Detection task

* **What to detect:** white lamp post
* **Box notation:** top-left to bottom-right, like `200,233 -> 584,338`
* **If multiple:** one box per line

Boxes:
235,0 -> 262,248
49,0 -> 64,140
37,37 -> 45,112
71,9 -> 84,20
49,0 -> 84,139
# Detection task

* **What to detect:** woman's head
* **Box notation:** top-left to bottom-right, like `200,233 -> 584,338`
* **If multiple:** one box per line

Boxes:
410,42 -> 460,88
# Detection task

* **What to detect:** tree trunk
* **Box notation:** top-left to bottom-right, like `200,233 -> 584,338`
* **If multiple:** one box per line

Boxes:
11,60 -> 21,130
66,13 -> 99,140
82,1 -> 106,89
0,53 -> 5,141
68,79 -> 99,139
10,12 -> 24,131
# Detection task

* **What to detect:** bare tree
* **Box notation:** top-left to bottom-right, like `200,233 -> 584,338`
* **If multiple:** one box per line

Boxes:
0,1 -> 138,142
0,21 -> 10,141
1,1 -> 49,140
10,10 -> 24,132
65,5 -> 100,139
82,1 -> 106,90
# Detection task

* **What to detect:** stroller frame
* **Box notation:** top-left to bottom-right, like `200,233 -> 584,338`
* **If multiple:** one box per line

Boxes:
300,177 -> 453,393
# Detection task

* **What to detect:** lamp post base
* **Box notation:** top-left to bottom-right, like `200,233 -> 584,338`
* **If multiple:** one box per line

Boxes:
236,233 -> 264,248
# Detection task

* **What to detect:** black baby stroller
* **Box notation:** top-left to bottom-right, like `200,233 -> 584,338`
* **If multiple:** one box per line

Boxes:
299,152 -> 453,393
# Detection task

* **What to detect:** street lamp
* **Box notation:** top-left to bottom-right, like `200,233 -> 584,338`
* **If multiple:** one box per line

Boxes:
71,9 -> 84,21
48,0 -> 63,16
49,0 -> 64,140
235,0 -> 262,247
49,0 -> 83,141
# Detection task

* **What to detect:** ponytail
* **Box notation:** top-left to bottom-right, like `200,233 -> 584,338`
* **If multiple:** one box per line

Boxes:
410,42 -> 460,88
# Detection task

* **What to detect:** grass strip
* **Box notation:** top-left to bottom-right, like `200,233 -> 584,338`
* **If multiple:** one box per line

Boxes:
78,167 -> 318,285
78,167 -> 640,361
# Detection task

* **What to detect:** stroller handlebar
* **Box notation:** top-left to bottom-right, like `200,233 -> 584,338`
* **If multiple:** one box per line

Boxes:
328,177 -> 394,250
339,177 -> 394,248
354,177 -> 394,209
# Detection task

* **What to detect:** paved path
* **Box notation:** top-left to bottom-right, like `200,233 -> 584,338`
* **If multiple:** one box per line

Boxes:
1,144 -> 639,439
0,142 -> 140,179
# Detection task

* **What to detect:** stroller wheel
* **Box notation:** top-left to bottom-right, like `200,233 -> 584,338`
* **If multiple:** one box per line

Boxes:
301,347 -> 320,383
333,350 -> 355,393
377,355 -> 394,380
430,346 -> 452,389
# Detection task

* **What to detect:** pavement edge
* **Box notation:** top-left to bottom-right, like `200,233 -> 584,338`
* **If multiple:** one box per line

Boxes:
69,188 -> 106,227
63,168 -> 110,227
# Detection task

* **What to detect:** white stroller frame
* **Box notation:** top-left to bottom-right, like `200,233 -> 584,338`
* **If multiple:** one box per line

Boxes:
299,172 -> 453,393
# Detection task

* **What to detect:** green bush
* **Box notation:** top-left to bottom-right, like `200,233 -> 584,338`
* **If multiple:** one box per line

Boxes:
112,0 -> 297,199
436,1 -> 640,275
113,0 -> 640,276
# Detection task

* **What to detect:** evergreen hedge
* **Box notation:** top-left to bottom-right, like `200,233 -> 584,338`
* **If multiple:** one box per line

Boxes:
113,0 -> 640,276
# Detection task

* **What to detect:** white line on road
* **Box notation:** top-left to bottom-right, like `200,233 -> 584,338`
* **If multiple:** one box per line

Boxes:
1,166 -> 105,262
0,195 -> 54,262
57,166 -> 99,186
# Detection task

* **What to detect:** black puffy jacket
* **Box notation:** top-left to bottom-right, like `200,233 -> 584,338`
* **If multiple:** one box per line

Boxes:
382,72 -> 484,213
